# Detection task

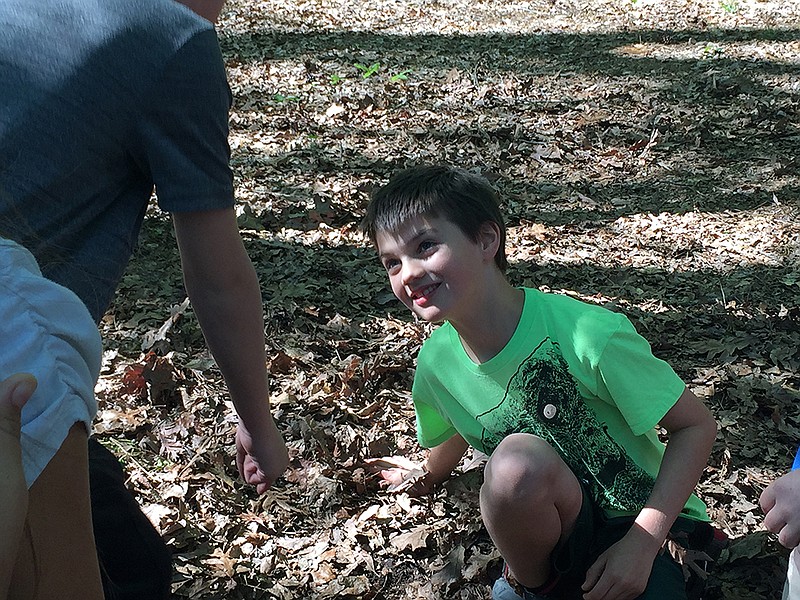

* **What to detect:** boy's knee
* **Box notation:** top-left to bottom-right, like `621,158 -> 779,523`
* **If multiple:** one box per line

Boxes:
483,433 -> 569,504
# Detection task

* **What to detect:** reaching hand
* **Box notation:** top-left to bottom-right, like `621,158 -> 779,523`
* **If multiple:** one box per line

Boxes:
582,526 -> 658,600
761,468 -> 800,549
365,456 -> 433,497
235,418 -> 289,495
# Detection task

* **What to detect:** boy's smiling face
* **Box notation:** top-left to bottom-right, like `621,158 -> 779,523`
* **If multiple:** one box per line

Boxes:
375,214 -> 494,325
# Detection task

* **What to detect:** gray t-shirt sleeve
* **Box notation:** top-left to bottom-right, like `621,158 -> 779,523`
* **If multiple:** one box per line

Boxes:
135,28 -> 235,212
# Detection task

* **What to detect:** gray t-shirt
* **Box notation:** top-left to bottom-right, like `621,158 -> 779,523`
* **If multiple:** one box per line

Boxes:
0,0 -> 234,321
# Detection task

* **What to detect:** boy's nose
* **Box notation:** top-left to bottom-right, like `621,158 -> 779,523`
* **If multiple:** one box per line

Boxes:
401,260 -> 423,286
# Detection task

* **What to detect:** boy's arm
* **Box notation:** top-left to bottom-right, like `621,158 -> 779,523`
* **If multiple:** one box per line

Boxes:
583,387 -> 717,600
424,433 -> 470,485
172,208 -> 289,494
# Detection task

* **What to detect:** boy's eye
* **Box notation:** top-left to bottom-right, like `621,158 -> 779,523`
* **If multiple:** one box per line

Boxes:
418,240 -> 436,253
383,258 -> 400,273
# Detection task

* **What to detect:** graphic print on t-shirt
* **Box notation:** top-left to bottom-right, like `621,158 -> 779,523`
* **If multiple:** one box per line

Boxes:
476,337 -> 655,513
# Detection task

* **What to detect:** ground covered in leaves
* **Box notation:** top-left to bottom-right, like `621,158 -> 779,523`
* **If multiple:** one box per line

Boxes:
96,0 -> 800,597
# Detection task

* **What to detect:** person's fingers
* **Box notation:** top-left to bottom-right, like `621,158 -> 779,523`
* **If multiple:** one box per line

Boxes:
760,484 -> 777,513
255,479 -> 274,495
0,374 -> 36,440
0,373 -> 37,410
764,506 -> 789,536
379,469 -> 399,482
779,522 -> 800,549
582,555 -> 607,597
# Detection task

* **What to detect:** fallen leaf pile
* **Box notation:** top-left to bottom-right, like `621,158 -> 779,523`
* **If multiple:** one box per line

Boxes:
96,0 -> 799,598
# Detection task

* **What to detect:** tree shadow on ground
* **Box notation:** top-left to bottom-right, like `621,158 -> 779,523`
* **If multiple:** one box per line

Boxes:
220,27 -> 800,117
220,27 -> 800,76
221,25 -> 800,232
233,145 -> 800,231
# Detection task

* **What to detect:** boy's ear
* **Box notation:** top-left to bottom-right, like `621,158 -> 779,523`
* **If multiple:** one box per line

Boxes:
477,221 -> 501,262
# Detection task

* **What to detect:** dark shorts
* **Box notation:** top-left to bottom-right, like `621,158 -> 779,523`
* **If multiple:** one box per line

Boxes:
89,438 -> 172,600
543,484 -> 716,600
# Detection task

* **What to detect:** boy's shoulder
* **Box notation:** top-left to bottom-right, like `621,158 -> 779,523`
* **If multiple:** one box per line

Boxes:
415,290 -> 635,372
525,289 -> 640,364
527,287 -> 627,327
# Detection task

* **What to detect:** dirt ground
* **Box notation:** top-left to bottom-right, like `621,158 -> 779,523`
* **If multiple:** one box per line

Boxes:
97,0 -> 800,597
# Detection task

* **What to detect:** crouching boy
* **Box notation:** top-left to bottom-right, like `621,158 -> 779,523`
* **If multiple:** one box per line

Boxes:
361,165 -> 722,600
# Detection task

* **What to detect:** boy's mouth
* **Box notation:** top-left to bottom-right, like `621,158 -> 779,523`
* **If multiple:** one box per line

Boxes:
409,283 -> 440,306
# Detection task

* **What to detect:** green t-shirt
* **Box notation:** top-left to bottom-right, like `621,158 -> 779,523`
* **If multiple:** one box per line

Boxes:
412,288 -> 709,520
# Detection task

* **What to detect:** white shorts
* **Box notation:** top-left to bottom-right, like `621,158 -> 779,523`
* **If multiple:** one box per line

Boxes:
0,238 -> 100,487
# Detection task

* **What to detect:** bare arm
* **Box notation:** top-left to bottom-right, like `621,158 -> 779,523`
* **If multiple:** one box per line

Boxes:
421,434 -> 469,493
633,387 -> 717,548
424,433 -> 470,485
583,387 -> 717,600
172,208 -> 288,492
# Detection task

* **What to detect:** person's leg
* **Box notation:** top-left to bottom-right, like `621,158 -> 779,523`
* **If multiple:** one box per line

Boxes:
8,422 -> 103,600
0,374 -> 36,600
89,438 -> 173,600
480,433 -> 583,589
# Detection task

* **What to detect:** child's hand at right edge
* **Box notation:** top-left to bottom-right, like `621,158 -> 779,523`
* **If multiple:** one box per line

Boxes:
761,467 -> 800,549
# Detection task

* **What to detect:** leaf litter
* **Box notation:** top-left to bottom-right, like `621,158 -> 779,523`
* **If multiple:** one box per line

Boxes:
96,0 -> 800,598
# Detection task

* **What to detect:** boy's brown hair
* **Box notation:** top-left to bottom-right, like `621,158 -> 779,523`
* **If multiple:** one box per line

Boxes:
360,165 -> 508,272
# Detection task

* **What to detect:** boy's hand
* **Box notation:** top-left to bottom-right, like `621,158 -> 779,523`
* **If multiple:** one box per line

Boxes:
582,525 -> 658,600
365,456 -> 433,497
235,420 -> 289,494
761,469 -> 800,549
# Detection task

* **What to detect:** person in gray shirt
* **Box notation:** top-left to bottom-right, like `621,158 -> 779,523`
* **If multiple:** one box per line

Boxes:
0,1 -> 288,597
